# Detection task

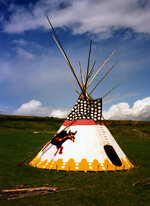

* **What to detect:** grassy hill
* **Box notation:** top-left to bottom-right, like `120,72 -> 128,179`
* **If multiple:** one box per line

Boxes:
0,115 -> 150,205
0,114 -> 64,133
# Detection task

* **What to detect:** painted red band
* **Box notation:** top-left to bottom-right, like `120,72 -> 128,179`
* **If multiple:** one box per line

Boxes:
63,119 -> 104,126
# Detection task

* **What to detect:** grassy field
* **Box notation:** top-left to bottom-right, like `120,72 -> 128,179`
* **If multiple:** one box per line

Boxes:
0,115 -> 150,206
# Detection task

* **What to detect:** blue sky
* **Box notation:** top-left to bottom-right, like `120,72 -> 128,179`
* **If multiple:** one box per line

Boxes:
0,0 -> 150,120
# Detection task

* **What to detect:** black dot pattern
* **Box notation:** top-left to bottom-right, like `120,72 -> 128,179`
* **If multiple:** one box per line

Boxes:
67,98 -> 102,121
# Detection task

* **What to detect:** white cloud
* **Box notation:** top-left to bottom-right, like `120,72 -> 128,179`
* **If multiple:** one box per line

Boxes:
2,0 -> 150,38
13,99 -> 70,118
103,97 -> 150,121
50,109 -> 70,118
15,47 -> 35,60
14,100 -> 42,114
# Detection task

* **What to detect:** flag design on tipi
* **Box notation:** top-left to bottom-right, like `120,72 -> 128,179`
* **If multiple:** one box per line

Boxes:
29,16 -> 134,172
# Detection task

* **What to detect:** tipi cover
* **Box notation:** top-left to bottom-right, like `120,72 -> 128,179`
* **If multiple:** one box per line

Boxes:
29,16 -> 134,172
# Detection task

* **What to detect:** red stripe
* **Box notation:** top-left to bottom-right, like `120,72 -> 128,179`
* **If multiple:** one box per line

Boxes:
63,119 -> 104,126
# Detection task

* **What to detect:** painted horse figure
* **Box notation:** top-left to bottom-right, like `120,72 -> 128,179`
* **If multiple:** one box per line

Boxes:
51,130 -> 77,156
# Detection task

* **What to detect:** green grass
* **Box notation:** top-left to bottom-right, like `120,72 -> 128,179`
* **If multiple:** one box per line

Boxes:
0,115 -> 150,206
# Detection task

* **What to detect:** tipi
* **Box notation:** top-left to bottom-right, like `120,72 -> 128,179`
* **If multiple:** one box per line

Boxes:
29,16 -> 134,172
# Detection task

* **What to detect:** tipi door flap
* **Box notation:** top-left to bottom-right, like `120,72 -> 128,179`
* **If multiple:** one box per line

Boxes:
104,145 -> 122,166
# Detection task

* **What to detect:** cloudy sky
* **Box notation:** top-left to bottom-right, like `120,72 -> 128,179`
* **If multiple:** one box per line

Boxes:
0,0 -> 150,120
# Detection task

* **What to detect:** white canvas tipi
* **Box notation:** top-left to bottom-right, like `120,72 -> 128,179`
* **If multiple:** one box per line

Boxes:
29,16 -> 134,172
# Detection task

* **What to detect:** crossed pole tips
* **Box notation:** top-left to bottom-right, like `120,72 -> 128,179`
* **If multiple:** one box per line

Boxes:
46,15 -> 120,100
